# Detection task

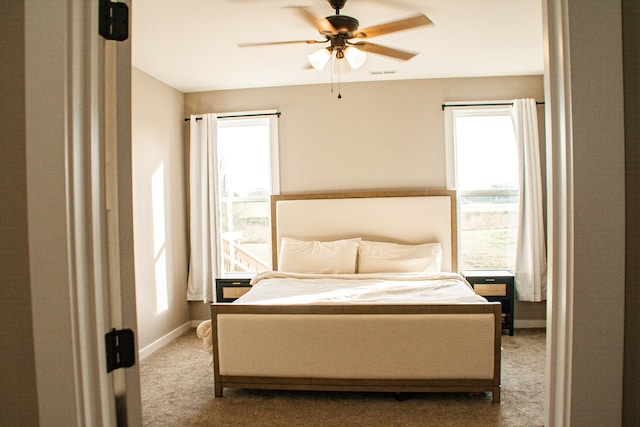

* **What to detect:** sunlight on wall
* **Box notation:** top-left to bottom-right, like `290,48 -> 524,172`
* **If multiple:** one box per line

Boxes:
152,163 -> 169,313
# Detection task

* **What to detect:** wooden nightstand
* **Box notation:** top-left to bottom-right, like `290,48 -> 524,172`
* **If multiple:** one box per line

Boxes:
215,276 -> 253,302
463,270 -> 515,336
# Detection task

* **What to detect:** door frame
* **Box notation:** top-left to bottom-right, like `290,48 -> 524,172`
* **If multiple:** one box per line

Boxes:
24,0 -> 626,425
543,0 -> 625,425
25,0 -> 140,425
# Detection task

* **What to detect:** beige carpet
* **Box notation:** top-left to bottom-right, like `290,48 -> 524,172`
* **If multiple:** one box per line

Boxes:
140,328 -> 545,426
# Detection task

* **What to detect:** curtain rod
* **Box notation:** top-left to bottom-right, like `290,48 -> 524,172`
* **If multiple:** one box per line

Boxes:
184,111 -> 281,122
441,101 -> 544,111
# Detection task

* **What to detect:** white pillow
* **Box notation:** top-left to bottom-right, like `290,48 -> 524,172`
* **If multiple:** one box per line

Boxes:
278,237 -> 361,274
357,241 -> 442,273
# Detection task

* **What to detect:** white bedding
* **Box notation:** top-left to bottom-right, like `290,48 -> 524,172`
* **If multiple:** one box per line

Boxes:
234,271 -> 487,305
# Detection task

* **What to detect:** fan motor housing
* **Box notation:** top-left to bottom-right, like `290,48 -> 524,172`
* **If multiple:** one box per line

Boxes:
326,15 -> 359,35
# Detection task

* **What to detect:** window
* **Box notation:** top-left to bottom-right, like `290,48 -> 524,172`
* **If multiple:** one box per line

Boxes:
445,106 -> 519,271
216,114 -> 279,274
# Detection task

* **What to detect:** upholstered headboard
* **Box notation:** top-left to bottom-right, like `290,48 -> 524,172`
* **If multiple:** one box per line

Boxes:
270,190 -> 458,272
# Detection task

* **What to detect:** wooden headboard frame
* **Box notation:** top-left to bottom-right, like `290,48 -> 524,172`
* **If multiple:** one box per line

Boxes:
270,190 -> 458,272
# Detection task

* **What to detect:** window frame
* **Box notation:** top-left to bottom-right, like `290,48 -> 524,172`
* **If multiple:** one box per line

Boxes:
444,104 -> 520,271
215,111 -> 280,274
216,111 -> 280,196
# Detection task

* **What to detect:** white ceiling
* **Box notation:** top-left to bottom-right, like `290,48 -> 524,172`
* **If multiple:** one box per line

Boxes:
132,0 -> 544,93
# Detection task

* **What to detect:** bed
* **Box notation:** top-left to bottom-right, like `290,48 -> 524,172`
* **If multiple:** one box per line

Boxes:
205,190 -> 502,402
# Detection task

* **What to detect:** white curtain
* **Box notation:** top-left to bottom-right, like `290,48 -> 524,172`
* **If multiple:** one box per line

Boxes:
187,114 -> 219,302
512,99 -> 547,302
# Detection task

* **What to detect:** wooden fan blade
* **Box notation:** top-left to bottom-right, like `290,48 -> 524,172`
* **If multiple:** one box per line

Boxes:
288,6 -> 337,36
355,13 -> 432,39
351,41 -> 418,61
237,40 -> 326,47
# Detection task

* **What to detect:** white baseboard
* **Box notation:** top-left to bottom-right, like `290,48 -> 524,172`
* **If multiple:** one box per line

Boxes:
515,319 -> 547,329
138,321 -> 193,360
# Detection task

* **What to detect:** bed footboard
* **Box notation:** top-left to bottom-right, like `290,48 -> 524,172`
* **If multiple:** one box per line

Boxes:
210,303 -> 502,402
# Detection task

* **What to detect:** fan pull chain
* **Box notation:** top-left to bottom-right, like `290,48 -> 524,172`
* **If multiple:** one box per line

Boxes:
337,55 -> 342,99
337,65 -> 342,99
330,55 -> 334,95
328,53 -> 342,99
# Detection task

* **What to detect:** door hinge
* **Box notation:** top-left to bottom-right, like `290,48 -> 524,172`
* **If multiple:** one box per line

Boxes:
99,0 -> 129,41
105,328 -> 136,373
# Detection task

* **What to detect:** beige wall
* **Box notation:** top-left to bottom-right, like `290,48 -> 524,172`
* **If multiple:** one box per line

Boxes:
132,68 -> 190,350
185,75 -> 547,324
186,76 -> 544,193
0,1 -> 39,424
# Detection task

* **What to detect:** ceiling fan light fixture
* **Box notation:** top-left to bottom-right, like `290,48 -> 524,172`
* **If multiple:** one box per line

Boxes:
345,46 -> 366,69
332,53 -> 352,75
308,48 -> 331,71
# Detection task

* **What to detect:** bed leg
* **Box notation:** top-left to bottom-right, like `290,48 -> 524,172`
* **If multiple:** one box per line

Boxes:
492,386 -> 501,403
214,384 -> 223,398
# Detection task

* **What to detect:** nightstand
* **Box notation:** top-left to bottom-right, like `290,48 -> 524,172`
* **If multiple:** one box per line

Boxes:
463,270 -> 515,336
215,276 -> 253,303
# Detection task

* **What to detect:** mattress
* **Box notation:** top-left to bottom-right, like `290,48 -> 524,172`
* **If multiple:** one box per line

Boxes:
234,271 -> 488,305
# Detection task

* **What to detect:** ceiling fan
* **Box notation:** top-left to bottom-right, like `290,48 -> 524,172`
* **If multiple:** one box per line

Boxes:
237,0 -> 433,73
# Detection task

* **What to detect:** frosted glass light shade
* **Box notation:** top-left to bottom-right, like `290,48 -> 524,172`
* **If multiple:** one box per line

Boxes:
308,48 -> 331,71
345,46 -> 367,69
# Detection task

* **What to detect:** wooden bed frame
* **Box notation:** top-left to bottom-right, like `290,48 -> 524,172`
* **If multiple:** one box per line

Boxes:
210,191 -> 502,402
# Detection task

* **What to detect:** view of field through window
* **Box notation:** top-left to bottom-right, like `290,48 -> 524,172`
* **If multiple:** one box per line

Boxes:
217,118 -> 273,273
454,112 -> 519,271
